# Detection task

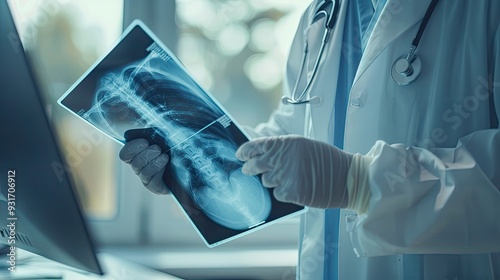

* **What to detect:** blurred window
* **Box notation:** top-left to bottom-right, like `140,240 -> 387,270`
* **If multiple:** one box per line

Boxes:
8,0 -> 311,247
9,0 -> 124,219
175,0 -> 311,127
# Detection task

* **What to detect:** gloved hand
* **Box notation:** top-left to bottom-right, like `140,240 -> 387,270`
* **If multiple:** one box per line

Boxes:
235,135 -> 353,209
119,138 -> 170,195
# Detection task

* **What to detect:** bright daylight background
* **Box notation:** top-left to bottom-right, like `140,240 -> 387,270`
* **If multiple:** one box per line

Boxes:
9,0 -> 310,218
8,0 -> 312,278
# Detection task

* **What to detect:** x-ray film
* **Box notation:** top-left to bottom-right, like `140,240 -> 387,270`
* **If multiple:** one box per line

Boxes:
58,21 -> 306,247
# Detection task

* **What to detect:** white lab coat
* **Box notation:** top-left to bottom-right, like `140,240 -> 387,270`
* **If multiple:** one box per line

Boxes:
252,0 -> 500,279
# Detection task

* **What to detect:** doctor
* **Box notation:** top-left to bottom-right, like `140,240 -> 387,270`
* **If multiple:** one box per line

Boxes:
120,0 -> 500,279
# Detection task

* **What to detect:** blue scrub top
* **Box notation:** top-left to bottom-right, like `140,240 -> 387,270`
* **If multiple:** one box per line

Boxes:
324,0 -> 381,279
322,0 -> 422,278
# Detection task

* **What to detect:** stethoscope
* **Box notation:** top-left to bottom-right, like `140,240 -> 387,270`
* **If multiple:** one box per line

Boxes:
283,0 -> 440,105
281,0 -> 339,105
391,0 -> 439,86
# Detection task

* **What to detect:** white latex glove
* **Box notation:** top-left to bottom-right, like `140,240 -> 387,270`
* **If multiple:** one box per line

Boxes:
235,135 -> 353,209
119,138 -> 170,195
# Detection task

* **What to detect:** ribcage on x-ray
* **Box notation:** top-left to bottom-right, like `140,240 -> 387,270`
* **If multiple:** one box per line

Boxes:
83,51 -> 272,230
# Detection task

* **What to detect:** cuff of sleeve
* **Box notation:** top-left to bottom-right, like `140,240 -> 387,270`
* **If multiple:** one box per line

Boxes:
346,153 -> 373,214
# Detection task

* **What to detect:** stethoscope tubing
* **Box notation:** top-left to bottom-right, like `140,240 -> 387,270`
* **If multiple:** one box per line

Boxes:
283,0 -> 337,105
411,0 -> 440,50
391,0 -> 440,85
285,0 -> 440,105
287,29 -> 330,104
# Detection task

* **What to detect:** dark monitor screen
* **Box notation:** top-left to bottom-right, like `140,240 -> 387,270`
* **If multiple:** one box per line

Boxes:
0,0 -> 103,275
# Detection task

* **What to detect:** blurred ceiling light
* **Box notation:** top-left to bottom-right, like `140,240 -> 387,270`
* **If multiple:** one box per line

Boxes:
250,19 -> 276,52
249,0 -> 308,13
244,53 -> 282,90
218,0 -> 255,22
177,0 -> 217,29
216,22 -> 249,56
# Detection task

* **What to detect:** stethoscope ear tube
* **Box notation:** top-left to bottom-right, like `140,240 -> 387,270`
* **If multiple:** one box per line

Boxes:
285,0 -> 337,106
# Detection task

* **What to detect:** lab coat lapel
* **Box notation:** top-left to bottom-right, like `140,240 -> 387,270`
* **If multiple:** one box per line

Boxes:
352,0 -> 432,86
309,0 -> 348,142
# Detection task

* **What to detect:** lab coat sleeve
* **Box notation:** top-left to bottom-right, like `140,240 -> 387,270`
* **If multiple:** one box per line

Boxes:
248,103 -> 307,138
347,24 -> 500,257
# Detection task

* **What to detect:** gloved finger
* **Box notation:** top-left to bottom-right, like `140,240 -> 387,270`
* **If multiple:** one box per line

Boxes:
241,154 -> 276,175
130,144 -> 162,174
235,137 -> 278,161
144,167 -> 170,195
124,127 -> 171,152
261,171 -> 281,188
273,187 -> 300,205
139,153 -> 169,185
119,138 -> 150,163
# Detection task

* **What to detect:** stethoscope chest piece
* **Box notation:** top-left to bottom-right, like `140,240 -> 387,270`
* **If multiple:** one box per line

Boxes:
391,53 -> 422,86
390,0 -> 440,86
